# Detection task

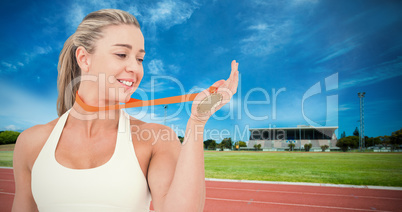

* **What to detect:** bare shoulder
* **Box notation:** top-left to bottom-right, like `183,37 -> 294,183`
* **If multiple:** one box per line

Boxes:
14,117 -> 60,170
128,115 -> 181,151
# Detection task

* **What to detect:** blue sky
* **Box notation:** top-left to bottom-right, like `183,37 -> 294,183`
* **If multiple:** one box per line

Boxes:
1,0 -> 402,142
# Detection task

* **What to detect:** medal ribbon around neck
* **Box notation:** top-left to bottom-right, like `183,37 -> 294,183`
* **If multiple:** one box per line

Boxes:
75,86 -> 221,112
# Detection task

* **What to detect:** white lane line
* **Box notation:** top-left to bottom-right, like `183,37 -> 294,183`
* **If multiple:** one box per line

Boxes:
206,178 -> 402,191
206,197 -> 392,212
206,186 -> 402,201
0,191 -> 15,195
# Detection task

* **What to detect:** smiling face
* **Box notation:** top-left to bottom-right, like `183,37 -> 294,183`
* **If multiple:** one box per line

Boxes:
82,24 -> 145,104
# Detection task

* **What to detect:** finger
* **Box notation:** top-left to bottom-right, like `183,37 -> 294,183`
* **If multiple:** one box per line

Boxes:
229,70 -> 238,94
232,69 -> 239,93
228,60 -> 237,82
228,62 -> 239,93
233,63 -> 239,92
226,60 -> 236,91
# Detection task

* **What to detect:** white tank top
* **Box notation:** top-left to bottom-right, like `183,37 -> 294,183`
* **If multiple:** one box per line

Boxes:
31,109 -> 152,212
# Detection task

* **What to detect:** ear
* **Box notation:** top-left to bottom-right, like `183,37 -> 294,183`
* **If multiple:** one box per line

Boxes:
76,46 -> 91,73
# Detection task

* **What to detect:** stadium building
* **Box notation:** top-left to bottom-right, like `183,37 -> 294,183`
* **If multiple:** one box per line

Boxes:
247,125 -> 339,151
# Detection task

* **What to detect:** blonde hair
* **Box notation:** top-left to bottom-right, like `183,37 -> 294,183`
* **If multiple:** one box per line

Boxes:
57,9 -> 140,116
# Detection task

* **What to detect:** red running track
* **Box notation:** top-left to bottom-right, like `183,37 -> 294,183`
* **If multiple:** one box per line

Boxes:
1,168 -> 401,211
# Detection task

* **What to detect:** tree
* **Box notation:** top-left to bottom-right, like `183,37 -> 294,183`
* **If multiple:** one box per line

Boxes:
178,136 -> 184,144
217,142 -> 225,151
363,136 -> 381,148
390,128 -> 402,151
207,140 -> 217,150
379,136 -> 390,148
320,145 -> 329,152
304,143 -> 312,152
0,131 -> 20,145
203,139 -> 216,150
353,127 -> 359,137
253,144 -> 261,151
288,143 -> 295,151
373,137 -> 381,146
238,141 -> 247,147
234,141 -> 247,150
336,138 -> 349,152
220,137 -> 233,149
341,131 -> 346,138
336,136 -> 359,152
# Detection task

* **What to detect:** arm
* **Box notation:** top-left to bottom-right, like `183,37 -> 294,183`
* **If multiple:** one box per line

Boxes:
12,128 -> 40,212
148,120 -> 206,212
148,60 -> 239,211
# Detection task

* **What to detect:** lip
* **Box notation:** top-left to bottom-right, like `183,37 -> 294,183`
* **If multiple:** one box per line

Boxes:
117,78 -> 135,83
116,78 -> 136,92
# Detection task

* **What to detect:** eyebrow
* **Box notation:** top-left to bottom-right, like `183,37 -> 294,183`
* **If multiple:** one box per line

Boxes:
112,44 -> 146,53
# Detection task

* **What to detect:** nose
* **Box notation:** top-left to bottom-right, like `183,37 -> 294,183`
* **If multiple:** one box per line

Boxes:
126,59 -> 141,73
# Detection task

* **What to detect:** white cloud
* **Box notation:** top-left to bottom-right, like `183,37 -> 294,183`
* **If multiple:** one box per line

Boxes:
127,6 -> 142,19
315,37 -> 360,64
147,59 -> 180,75
64,1 -> 136,33
146,0 -> 198,29
148,59 -> 165,75
62,0 -> 199,40
4,125 -> 20,131
140,80 -> 169,92
17,44 -> 55,66
0,61 -> 25,73
240,21 -> 293,56
338,104 -> 353,111
34,46 -> 53,55
187,80 -> 213,94
340,56 -> 402,89
316,45 -> 357,64
1,61 -> 17,72
65,3 -> 86,32
248,23 -> 269,30
168,64 -> 180,74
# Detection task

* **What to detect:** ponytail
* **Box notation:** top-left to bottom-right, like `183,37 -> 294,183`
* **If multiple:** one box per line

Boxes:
57,35 -> 80,117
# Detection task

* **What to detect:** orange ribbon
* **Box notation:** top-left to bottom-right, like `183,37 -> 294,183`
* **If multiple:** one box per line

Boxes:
75,86 -> 218,112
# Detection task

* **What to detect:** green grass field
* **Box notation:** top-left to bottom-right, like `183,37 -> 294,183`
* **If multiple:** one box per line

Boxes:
0,151 -> 13,167
1,149 -> 401,187
204,151 -> 402,187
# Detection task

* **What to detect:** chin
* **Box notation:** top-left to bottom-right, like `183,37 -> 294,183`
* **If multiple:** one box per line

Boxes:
122,96 -> 132,103
118,89 -> 136,103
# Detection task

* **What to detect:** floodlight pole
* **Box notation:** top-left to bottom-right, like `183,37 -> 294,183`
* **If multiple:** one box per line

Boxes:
358,92 -> 365,151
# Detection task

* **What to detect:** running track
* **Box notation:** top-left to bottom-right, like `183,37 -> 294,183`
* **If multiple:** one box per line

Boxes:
1,168 -> 401,211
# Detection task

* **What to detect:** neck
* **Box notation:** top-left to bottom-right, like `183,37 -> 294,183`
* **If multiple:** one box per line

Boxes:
67,93 -> 122,138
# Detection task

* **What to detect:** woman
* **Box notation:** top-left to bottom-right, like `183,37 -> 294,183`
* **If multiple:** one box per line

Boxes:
12,9 -> 238,212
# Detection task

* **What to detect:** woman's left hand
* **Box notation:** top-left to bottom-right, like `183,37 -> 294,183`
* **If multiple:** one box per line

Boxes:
190,60 -> 239,125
